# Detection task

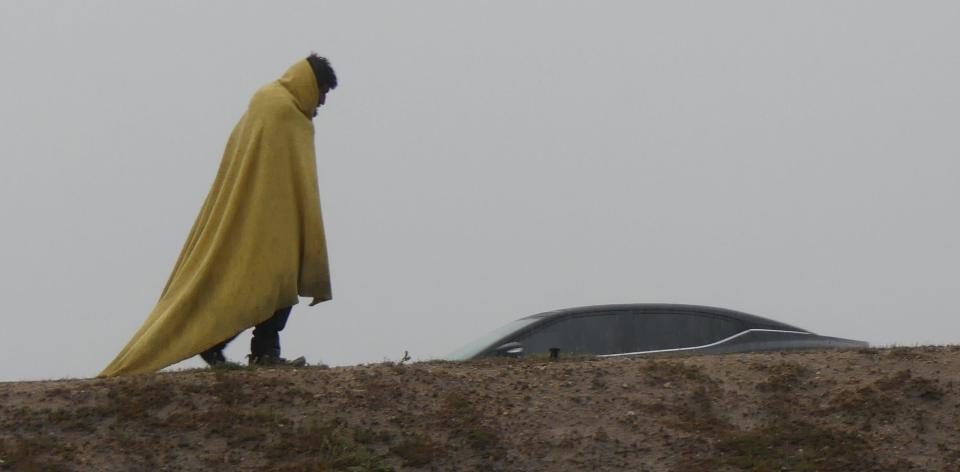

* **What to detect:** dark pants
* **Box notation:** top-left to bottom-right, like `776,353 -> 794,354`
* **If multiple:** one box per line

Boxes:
203,306 -> 293,359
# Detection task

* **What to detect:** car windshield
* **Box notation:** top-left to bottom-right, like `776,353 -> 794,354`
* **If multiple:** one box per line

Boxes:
445,317 -> 541,361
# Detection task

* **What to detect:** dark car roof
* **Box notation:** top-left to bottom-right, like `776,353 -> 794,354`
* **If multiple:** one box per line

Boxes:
518,304 -> 810,333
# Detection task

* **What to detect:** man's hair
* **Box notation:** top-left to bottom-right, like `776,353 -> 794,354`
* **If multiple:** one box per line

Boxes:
307,53 -> 338,90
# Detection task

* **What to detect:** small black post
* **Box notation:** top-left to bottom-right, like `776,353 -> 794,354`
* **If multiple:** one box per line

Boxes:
549,348 -> 560,360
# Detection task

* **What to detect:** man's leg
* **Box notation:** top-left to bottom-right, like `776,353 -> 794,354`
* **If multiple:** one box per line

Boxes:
200,333 -> 239,366
249,306 -> 306,366
250,306 -> 293,360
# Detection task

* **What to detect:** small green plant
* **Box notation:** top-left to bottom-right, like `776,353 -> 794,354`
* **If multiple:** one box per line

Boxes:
396,350 -> 412,366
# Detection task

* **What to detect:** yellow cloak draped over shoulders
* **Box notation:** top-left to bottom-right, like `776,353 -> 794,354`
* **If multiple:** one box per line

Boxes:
100,59 -> 331,377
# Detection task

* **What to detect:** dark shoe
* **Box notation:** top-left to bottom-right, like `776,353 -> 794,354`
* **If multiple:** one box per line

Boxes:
200,349 -> 227,367
248,354 -> 307,367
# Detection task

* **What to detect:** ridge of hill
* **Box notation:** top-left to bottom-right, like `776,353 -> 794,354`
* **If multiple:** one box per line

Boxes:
2,346 -> 960,471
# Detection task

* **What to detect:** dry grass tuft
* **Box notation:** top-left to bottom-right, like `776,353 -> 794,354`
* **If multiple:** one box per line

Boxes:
875,370 -> 945,401
641,360 -> 715,386
828,369 -> 945,425
683,420 -> 898,472
265,417 -> 391,471
754,361 -> 811,393
440,390 -> 503,454
390,435 -> 438,466
0,436 -> 74,472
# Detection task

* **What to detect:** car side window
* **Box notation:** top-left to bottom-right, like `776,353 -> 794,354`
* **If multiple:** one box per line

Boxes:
513,313 -> 625,355
513,311 -> 744,356
630,311 -> 743,351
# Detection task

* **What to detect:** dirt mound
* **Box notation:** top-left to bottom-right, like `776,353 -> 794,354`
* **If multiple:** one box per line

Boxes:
2,346 -> 960,471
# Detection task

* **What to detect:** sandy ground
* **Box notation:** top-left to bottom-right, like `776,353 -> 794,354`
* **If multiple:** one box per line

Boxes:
2,346 -> 960,471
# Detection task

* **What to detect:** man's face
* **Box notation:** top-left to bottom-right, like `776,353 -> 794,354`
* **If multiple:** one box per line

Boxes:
313,86 -> 330,117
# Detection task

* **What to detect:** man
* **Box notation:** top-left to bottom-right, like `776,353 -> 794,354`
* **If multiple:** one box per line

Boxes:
99,54 -> 337,377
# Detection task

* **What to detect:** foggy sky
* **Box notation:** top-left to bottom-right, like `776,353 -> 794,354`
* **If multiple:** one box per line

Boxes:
1,1 -> 958,381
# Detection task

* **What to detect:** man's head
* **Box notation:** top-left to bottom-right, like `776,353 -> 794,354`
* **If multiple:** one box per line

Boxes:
306,53 -> 337,114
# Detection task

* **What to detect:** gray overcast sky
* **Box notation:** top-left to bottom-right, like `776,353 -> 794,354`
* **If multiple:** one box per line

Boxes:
1,2 -> 958,381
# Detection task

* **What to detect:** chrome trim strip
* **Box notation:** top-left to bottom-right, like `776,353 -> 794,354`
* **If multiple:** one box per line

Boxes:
598,329 -> 812,358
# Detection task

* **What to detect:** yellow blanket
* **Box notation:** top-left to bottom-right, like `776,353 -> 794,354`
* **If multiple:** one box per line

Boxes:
100,59 -> 332,377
